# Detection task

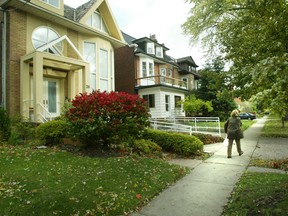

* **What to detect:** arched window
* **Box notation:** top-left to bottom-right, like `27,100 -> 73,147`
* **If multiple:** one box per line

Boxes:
32,27 -> 63,55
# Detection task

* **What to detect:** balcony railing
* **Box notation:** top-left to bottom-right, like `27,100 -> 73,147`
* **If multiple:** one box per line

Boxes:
136,75 -> 187,89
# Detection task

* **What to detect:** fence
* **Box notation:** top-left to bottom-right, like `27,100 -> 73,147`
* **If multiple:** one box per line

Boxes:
150,117 -> 221,137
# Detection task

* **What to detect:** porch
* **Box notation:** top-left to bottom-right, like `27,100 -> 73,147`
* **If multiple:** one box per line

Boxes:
136,75 -> 187,89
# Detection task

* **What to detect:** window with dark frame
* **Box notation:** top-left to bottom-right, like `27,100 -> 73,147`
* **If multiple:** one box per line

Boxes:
143,94 -> 155,108
175,96 -> 181,108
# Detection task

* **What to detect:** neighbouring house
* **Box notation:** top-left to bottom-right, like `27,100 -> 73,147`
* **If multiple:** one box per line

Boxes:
0,0 -> 125,122
115,32 -> 200,118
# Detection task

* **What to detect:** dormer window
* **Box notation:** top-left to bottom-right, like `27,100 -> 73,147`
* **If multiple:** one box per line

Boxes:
41,0 -> 60,8
86,11 -> 109,33
156,46 -> 163,58
147,42 -> 155,54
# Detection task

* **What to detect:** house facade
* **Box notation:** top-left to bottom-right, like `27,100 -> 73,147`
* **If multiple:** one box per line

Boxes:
115,32 -> 200,118
0,0 -> 125,122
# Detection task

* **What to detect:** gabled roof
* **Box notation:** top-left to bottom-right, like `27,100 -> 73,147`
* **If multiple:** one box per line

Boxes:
0,0 -> 125,48
177,56 -> 198,67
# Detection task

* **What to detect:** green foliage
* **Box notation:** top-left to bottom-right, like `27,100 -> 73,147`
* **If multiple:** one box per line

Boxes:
0,107 -> 11,141
183,0 -> 288,120
8,115 -> 37,145
0,144 -> 189,215
65,91 -> 150,148
182,94 -> 213,117
143,129 -> 203,156
36,120 -> 68,146
133,139 -> 162,156
192,133 -> 224,144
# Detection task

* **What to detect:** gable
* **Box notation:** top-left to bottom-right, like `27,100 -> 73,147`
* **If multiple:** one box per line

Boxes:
77,0 -> 124,41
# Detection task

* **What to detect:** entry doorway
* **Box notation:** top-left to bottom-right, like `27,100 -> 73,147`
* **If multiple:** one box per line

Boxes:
43,78 -> 60,118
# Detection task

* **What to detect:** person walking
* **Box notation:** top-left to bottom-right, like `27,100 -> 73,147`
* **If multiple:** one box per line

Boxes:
224,110 -> 244,158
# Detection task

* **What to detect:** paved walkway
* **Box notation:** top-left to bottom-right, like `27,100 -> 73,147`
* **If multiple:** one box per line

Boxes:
130,117 -> 288,216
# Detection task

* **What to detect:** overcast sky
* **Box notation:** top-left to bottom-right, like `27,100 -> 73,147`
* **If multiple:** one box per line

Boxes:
64,0 -> 206,68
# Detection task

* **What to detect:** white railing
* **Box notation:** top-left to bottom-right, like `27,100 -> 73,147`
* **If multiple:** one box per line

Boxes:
37,103 -> 52,123
150,117 -> 221,136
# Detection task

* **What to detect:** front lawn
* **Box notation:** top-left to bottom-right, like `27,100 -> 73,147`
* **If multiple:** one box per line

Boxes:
0,143 -> 189,215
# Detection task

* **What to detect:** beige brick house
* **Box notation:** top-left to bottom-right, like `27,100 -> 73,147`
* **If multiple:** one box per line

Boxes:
0,0 -> 125,122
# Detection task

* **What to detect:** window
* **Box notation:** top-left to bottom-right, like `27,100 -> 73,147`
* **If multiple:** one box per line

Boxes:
156,46 -> 163,58
100,49 -> 109,91
141,58 -> 154,77
32,26 -> 63,55
165,95 -> 170,111
142,62 -> 147,77
83,42 -> 97,90
41,0 -> 60,8
147,42 -> 155,54
168,68 -> 172,77
148,62 -> 154,76
175,96 -> 181,108
86,11 -> 109,33
143,94 -> 155,108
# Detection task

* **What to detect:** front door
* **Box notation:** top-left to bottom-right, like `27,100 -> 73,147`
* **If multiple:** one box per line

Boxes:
43,78 -> 60,118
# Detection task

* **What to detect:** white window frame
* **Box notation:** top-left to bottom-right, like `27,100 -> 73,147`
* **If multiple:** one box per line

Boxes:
147,42 -> 155,54
156,46 -> 163,58
141,57 -> 154,77
86,11 -> 109,33
100,49 -> 109,91
41,0 -> 60,8
32,26 -> 63,55
83,42 -> 97,91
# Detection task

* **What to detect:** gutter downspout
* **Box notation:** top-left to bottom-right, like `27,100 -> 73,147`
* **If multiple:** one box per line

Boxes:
1,10 -> 7,109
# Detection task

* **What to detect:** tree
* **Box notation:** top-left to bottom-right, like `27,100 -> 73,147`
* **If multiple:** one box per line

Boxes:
196,57 -> 237,120
182,94 -> 213,117
183,0 -> 288,126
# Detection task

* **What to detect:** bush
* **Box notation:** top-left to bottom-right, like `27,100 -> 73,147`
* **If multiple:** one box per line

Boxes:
8,115 -> 37,145
65,91 -> 150,148
133,139 -> 162,156
143,129 -> 203,156
36,120 -> 68,146
192,133 -> 224,144
0,107 -> 11,141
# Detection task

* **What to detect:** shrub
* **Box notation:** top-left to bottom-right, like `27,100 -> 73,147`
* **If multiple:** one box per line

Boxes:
143,129 -> 203,156
8,115 -> 37,145
36,120 -> 68,146
133,139 -> 162,156
0,107 -> 11,141
192,133 -> 224,144
65,91 -> 150,148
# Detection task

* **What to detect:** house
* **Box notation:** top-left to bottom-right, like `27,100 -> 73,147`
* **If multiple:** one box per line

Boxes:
0,0 -> 125,122
115,32 -> 200,118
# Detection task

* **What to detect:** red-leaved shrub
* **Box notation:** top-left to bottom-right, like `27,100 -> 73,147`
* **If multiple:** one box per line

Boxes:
65,91 -> 150,147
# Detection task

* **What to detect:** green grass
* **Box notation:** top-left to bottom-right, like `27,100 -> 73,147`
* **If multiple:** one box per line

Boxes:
223,117 -> 288,216
261,118 -> 288,138
0,143 -> 190,215
222,172 -> 288,216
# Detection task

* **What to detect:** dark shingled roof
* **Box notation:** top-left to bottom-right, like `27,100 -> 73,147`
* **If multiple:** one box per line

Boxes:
64,0 -> 99,22
177,56 -> 198,67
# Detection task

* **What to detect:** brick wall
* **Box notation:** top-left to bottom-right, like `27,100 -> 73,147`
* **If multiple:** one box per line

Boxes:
6,10 -> 27,115
114,46 -> 136,94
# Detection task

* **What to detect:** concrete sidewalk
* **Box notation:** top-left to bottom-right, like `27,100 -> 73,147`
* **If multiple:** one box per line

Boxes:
130,117 -> 287,216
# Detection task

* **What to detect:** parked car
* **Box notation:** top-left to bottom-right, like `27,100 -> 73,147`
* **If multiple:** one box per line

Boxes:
239,113 -> 256,120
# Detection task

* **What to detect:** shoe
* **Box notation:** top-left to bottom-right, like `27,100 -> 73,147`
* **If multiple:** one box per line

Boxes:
239,151 -> 244,156
227,156 -> 232,158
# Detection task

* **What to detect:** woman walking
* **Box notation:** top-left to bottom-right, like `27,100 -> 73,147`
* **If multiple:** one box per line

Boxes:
224,110 -> 244,158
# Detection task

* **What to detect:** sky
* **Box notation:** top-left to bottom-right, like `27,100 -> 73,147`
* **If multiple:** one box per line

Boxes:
64,0 -> 206,68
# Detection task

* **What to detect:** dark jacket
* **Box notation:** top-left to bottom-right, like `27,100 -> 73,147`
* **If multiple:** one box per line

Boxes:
224,117 -> 244,139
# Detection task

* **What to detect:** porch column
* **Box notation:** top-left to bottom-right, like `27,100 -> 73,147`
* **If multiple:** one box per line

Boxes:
33,53 -> 43,122
67,70 -> 76,100
20,58 -> 31,120
82,63 -> 90,94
